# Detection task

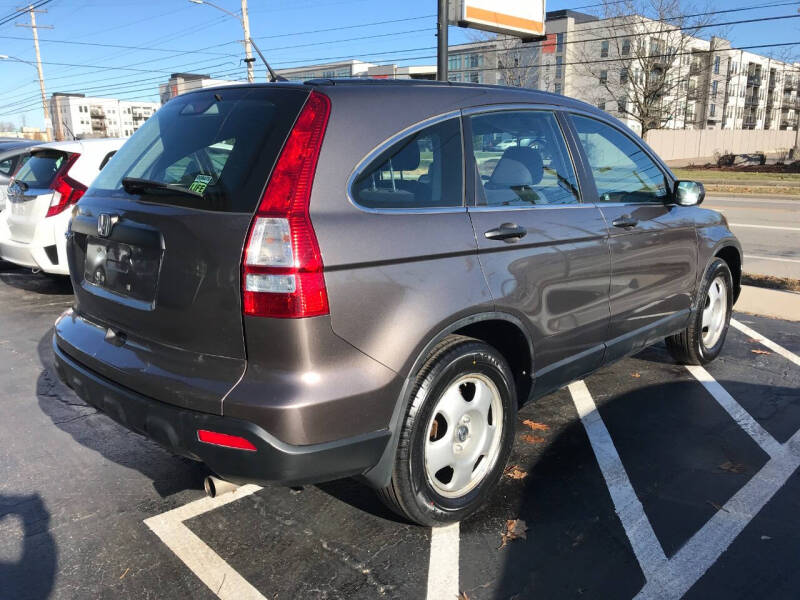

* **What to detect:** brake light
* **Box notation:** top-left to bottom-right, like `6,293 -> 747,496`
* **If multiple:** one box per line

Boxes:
197,430 -> 257,451
242,91 -> 331,318
46,153 -> 86,218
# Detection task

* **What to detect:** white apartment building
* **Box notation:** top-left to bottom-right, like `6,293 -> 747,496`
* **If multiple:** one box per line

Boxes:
446,10 -> 800,134
275,59 -> 436,82
50,93 -> 159,141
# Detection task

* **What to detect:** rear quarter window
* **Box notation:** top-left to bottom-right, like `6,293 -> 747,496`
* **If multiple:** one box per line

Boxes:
88,87 -> 309,213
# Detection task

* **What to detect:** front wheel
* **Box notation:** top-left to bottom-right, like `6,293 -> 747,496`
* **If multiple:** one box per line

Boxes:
666,258 -> 733,365
378,335 -> 516,526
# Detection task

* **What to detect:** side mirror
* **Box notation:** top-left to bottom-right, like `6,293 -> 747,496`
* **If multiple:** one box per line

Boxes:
673,180 -> 705,206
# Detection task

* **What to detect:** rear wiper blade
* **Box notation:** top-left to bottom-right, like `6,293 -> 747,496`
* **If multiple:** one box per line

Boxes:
121,177 -> 203,199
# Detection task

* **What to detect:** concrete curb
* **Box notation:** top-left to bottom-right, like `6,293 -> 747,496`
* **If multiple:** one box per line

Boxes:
736,285 -> 800,322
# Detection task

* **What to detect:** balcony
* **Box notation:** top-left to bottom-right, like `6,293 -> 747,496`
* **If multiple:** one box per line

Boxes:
687,87 -> 700,100
747,75 -> 762,87
785,79 -> 797,91
89,108 -> 105,118
744,95 -> 760,107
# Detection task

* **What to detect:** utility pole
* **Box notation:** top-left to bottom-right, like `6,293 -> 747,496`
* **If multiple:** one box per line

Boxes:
241,0 -> 254,83
16,4 -> 53,141
437,0 -> 448,81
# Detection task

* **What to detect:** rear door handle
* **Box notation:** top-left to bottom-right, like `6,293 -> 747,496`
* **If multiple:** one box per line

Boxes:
612,215 -> 638,229
484,223 -> 527,243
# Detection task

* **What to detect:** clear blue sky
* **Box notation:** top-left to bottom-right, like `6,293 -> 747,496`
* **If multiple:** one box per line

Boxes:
0,0 -> 798,128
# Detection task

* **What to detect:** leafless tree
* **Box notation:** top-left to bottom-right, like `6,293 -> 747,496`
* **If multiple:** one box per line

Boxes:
574,0 -> 713,137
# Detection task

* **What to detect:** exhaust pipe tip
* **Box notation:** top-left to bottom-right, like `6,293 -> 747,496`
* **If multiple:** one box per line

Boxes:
204,475 -> 239,498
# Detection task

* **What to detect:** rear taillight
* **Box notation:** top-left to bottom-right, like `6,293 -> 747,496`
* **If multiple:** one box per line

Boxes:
46,153 -> 86,218
242,90 -> 331,318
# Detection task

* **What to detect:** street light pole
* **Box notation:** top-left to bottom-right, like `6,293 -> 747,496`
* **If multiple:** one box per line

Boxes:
240,0 -> 254,84
15,4 -> 53,141
437,0 -> 448,81
189,0 -> 254,83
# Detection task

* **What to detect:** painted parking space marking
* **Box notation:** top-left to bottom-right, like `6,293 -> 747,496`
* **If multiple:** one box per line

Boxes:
427,523 -> 460,599
568,380 -> 668,580
143,321 -> 799,600
686,364 -> 782,457
144,484 -> 266,600
635,426 -> 800,600
731,318 -> 800,367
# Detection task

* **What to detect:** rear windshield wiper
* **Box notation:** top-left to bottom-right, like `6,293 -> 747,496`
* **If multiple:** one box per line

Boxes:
121,177 -> 204,199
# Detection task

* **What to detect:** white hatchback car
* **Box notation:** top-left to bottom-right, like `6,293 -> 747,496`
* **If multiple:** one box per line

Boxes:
0,138 -> 124,275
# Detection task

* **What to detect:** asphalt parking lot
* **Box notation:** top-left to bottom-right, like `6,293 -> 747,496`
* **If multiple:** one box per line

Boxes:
1,261 -> 799,600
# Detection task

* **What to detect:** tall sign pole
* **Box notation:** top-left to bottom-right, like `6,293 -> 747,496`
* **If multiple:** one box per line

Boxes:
16,4 -> 53,141
437,0 -> 448,81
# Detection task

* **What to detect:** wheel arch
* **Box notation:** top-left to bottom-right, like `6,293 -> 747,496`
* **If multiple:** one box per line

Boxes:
714,243 -> 742,303
362,311 -> 534,488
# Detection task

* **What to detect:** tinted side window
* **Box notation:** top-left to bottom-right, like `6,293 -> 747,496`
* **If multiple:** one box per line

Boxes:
571,115 -> 668,203
469,110 -> 579,206
352,118 -> 463,210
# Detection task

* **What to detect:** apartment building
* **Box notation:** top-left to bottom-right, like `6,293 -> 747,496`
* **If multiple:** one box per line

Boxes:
275,59 -> 436,81
50,93 -> 159,141
446,10 -> 800,134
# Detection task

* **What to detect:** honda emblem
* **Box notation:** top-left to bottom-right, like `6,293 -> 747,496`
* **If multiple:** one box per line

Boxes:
97,213 -> 117,238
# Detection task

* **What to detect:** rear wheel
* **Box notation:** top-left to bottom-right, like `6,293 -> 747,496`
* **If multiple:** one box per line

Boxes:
378,335 -> 516,526
666,258 -> 733,365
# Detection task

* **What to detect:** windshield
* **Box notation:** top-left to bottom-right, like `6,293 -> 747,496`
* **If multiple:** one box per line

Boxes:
88,87 -> 309,213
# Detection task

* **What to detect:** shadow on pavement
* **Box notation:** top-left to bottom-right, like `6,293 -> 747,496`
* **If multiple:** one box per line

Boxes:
0,494 -> 57,600
0,262 -> 73,296
35,330 -> 207,499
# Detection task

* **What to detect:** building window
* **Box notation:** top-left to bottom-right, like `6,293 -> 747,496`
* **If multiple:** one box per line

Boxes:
710,104 -> 716,117
713,56 -> 720,74
620,68 -> 628,84
556,33 -> 564,53
600,70 -> 608,84
597,99 -> 606,110
600,40 -> 609,58
621,38 -> 631,56
469,71 -> 480,84
556,56 -> 563,78
467,54 -> 482,68
448,55 -> 461,70
618,98 -> 626,113
712,80 -> 718,96
555,82 -> 562,94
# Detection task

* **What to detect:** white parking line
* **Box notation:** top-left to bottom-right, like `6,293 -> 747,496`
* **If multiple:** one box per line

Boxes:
730,223 -> 800,232
144,484 -> 266,600
731,319 -> 800,367
427,523 -> 460,599
636,426 -> 800,600
686,365 -> 782,457
568,381 -> 668,580
743,254 -> 800,264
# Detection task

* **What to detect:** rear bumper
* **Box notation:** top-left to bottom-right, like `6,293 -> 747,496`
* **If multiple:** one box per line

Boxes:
0,211 -> 69,274
53,337 -> 391,486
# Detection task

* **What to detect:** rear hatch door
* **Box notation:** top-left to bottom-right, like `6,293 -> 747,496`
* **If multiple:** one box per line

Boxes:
60,86 -> 310,414
6,150 -> 65,242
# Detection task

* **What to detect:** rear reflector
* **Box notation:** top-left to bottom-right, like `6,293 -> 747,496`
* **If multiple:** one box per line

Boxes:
242,90 -> 331,318
197,430 -> 257,451
46,153 -> 86,218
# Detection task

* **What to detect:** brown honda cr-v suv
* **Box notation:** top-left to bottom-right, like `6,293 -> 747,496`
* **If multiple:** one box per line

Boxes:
53,80 -> 741,526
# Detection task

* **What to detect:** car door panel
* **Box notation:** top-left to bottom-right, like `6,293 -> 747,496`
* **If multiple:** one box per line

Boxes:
567,114 -> 697,363
464,108 -> 611,400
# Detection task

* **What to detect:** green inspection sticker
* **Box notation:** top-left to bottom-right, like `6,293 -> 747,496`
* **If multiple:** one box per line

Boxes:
189,174 -> 214,194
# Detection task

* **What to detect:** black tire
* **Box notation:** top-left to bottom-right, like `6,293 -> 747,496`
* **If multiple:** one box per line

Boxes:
666,258 -> 733,365
378,335 -> 516,526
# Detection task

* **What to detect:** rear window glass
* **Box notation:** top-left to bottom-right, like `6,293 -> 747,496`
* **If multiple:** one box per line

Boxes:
14,151 -> 67,188
88,87 -> 309,213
